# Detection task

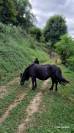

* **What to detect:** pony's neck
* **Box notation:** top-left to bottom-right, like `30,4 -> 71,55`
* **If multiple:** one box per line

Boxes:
24,67 -> 30,80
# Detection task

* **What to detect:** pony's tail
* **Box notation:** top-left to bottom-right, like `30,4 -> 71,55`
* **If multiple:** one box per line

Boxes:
59,77 -> 69,85
55,67 -> 69,85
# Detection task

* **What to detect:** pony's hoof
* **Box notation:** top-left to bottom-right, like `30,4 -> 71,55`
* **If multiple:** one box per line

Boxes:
32,88 -> 35,90
49,88 -> 53,91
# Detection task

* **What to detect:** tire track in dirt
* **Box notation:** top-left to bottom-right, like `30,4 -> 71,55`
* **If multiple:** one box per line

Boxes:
0,92 -> 26,124
0,80 -> 32,124
0,77 -> 19,99
17,79 -> 49,133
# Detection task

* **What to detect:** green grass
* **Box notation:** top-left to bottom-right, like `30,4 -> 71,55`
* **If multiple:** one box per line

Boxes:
0,23 -> 50,85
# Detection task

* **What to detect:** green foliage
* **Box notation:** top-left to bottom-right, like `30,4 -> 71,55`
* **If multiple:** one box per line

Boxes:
67,56 -> 74,71
30,26 -> 42,41
44,15 -> 67,46
0,0 -> 34,30
0,0 -> 17,24
55,34 -> 74,70
15,0 -> 34,29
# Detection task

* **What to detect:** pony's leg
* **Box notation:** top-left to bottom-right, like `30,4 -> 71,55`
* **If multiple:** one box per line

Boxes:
35,78 -> 37,88
32,77 -> 34,90
55,82 -> 58,91
32,77 -> 36,90
50,79 -> 54,91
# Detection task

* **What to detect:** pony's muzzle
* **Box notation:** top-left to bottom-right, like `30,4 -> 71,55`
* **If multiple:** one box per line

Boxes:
20,81 -> 24,86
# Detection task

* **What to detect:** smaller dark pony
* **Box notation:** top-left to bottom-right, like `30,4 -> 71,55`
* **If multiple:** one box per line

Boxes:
33,58 -> 39,64
20,60 -> 69,91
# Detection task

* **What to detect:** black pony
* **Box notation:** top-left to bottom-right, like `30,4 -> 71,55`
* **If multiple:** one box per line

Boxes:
20,63 -> 69,91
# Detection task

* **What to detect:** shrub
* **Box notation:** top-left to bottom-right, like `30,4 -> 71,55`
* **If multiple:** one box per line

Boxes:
55,34 -> 74,70
66,56 -> 74,71
55,34 -> 74,64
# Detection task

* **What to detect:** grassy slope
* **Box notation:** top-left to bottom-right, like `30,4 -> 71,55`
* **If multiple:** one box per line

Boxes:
0,23 -> 49,85
0,24 -> 74,133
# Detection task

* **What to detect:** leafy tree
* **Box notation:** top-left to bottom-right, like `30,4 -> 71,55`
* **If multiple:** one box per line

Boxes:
0,0 -> 17,24
15,0 -> 34,29
44,15 -> 67,46
0,0 -> 34,30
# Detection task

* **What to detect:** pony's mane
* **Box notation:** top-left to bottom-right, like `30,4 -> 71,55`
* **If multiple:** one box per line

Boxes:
25,63 -> 34,72
24,63 -> 34,80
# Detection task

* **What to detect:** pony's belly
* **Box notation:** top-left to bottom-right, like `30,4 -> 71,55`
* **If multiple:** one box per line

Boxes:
35,70 -> 50,80
37,75 -> 50,80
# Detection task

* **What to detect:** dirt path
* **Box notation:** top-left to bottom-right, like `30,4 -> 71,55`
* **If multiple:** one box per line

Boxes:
17,79 -> 49,133
0,77 -> 19,99
0,92 -> 26,124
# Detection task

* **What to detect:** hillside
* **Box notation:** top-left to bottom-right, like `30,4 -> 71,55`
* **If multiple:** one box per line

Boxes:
0,23 -> 49,85
0,23 -> 74,133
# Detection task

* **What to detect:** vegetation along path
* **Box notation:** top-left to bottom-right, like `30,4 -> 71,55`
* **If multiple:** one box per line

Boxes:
17,80 -> 49,133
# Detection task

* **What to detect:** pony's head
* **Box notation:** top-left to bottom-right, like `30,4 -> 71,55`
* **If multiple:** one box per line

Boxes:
20,68 -> 30,86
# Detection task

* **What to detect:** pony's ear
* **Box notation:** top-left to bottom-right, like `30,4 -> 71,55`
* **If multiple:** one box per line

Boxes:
20,73 -> 22,78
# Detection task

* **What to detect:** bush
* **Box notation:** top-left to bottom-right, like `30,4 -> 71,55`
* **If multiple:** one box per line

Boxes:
55,34 -> 74,70
29,27 -> 42,42
66,56 -> 74,71
55,35 -> 74,63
